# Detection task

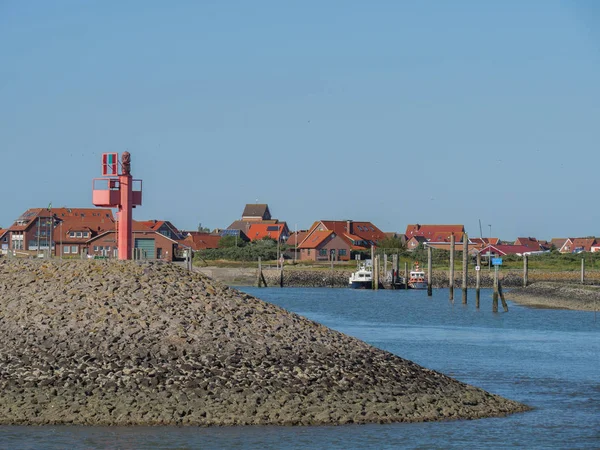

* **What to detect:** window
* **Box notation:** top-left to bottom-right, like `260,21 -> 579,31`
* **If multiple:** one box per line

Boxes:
76,232 -> 82,238
71,245 -> 78,254
339,249 -> 347,256
63,246 -> 70,254
69,232 -> 76,238
83,232 -> 89,238
319,249 -> 327,256
307,249 -> 311,255
93,246 -> 98,251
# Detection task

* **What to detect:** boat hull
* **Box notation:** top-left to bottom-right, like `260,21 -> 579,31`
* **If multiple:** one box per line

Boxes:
350,280 -> 373,289
408,281 -> 428,290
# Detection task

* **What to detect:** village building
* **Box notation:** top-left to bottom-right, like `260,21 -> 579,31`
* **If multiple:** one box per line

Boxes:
86,220 -> 182,261
298,220 -> 387,261
297,230 -> 351,262
5,207 -> 115,257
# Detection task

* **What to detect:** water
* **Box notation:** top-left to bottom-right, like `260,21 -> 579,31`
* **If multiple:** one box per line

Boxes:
1,288 -> 599,449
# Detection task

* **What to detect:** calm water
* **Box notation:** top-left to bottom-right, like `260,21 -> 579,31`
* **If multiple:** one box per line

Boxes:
1,288 -> 599,449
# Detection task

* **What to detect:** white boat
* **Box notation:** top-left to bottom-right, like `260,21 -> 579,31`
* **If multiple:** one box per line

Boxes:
407,261 -> 427,289
349,260 -> 374,289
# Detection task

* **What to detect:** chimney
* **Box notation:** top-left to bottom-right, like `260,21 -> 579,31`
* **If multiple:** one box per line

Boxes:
346,220 -> 352,235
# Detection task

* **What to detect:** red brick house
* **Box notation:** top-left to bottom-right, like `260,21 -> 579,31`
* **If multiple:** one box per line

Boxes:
86,221 -> 181,260
297,230 -> 351,262
6,207 -> 114,257
180,232 -> 222,250
302,220 -> 387,260
568,238 -> 597,253
285,230 -> 310,260
406,236 -> 428,251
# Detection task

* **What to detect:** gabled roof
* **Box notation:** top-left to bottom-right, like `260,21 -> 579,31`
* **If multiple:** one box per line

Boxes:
139,220 -> 184,240
242,204 -> 271,220
311,220 -> 387,249
470,237 -> 500,246
298,230 -> 334,249
9,208 -> 115,232
227,219 -> 278,233
404,224 -> 465,239
86,221 -> 178,244
246,223 -> 289,241
514,237 -> 543,250
550,238 -> 568,249
479,244 -> 540,256
0,228 -> 7,239
407,236 -> 428,243
180,232 -> 222,250
427,231 -> 465,243
287,230 -> 310,247
569,238 -> 597,253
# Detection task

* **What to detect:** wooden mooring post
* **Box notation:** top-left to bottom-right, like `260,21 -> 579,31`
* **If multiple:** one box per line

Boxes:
427,246 -> 432,296
373,255 -> 380,290
280,260 -> 284,288
449,234 -> 455,301
404,261 -> 409,290
462,233 -> 468,304
523,254 -> 529,287
492,265 -> 499,312
392,254 -> 398,289
475,252 -> 481,309
257,257 -> 268,288
581,258 -> 585,284
498,280 -> 509,312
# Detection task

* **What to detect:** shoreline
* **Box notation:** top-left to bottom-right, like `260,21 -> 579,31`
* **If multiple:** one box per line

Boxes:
505,282 -> 600,312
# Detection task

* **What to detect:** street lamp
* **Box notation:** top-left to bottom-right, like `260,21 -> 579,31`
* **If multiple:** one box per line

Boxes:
488,224 -> 492,271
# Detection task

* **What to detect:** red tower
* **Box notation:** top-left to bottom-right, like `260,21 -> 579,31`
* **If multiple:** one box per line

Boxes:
92,152 -> 142,260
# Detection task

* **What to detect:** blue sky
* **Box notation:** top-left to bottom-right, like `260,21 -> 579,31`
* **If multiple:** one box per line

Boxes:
1,1 -> 598,240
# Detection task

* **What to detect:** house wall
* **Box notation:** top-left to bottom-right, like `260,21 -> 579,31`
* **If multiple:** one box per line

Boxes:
299,235 -> 351,262
88,232 -> 176,261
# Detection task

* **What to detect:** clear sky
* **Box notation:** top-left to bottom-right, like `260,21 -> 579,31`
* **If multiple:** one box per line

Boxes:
1,1 -> 598,241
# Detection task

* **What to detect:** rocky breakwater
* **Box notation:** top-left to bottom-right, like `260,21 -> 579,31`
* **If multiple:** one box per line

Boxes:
0,259 -> 529,426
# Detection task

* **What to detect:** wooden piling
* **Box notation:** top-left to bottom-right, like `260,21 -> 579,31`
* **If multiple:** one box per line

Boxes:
462,233 -> 468,304
280,261 -> 284,288
392,254 -> 398,289
492,266 -> 499,312
449,234 -> 455,301
581,258 -> 585,284
475,252 -> 481,309
427,246 -> 432,296
257,257 -> 263,288
384,254 -> 388,286
373,255 -> 378,290
404,261 -> 409,290
498,280 -> 508,312
523,254 -> 528,287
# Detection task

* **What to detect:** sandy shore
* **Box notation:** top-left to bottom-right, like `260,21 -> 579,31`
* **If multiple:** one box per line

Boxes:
506,282 -> 600,311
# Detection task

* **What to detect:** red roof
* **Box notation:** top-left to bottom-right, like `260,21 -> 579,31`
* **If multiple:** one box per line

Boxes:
181,232 -> 222,250
287,230 -> 309,247
480,244 -> 538,256
570,238 -> 597,252
312,220 -> 386,249
298,230 -> 333,249
405,224 -> 464,238
246,223 -> 288,241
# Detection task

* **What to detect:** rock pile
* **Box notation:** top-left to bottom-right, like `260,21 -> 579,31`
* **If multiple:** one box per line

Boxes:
0,259 -> 528,425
